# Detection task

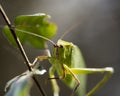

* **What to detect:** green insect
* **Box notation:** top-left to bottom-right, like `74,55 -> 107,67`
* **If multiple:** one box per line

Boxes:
15,28 -> 114,96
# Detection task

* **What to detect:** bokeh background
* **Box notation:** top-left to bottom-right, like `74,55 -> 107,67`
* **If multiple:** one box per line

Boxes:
0,0 -> 120,96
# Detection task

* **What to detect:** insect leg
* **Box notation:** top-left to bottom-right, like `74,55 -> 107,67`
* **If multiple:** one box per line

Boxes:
31,49 -> 51,68
48,64 -> 66,80
30,56 -> 49,69
69,66 -> 114,96
63,64 -> 80,96
49,66 -> 60,96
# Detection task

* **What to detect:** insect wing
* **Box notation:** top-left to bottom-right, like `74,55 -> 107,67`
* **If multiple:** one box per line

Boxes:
72,45 -> 86,96
63,45 -> 87,96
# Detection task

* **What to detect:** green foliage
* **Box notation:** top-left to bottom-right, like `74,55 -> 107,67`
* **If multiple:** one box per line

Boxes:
3,13 -> 57,48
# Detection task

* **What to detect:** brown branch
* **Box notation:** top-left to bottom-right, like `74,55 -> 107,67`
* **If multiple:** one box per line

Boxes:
0,4 -> 46,96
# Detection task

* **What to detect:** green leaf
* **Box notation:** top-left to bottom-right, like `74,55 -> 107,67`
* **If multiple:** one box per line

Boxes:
3,26 -> 17,46
3,13 -> 57,48
5,72 -> 33,96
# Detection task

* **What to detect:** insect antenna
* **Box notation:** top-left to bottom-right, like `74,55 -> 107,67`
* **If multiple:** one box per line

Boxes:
15,28 -> 57,46
59,22 -> 81,40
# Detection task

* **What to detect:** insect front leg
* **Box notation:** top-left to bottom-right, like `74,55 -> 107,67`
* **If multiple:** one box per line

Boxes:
48,65 -> 66,96
31,49 -> 51,69
49,66 -> 60,96
65,65 -> 114,96
30,56 -> 49,69
48,64 -> 66,80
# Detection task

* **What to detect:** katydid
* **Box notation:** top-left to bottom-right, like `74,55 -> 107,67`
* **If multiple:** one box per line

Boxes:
15,28 -> 114,96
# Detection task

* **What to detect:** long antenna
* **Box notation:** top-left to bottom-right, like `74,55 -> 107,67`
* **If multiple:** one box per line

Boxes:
60,22 -> 81,40
15,28 -> 56,46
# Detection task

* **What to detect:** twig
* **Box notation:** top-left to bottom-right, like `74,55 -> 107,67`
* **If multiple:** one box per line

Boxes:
0,4 -> 46,96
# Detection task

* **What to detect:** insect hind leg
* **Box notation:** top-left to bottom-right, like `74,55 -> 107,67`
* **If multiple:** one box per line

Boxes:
70,66 -> 114,96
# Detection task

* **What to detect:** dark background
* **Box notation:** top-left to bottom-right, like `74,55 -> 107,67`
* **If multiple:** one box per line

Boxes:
0,0 -> 120,96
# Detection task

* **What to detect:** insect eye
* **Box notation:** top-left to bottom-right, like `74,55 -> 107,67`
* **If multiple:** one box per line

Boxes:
59,45 -> 63,48
54,44 -> 63,48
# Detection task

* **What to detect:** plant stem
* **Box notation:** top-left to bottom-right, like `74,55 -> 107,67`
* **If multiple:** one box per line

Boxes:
0,4 -> 46,96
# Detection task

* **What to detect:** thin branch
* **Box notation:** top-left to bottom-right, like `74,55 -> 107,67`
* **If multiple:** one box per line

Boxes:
0,4 -> 46,96
0,4 -> 31,71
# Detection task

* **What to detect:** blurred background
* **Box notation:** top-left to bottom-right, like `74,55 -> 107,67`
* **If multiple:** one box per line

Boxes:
0,0 -> 120,96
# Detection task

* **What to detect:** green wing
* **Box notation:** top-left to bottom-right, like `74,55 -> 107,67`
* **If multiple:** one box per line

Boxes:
63,45 -> 86,96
